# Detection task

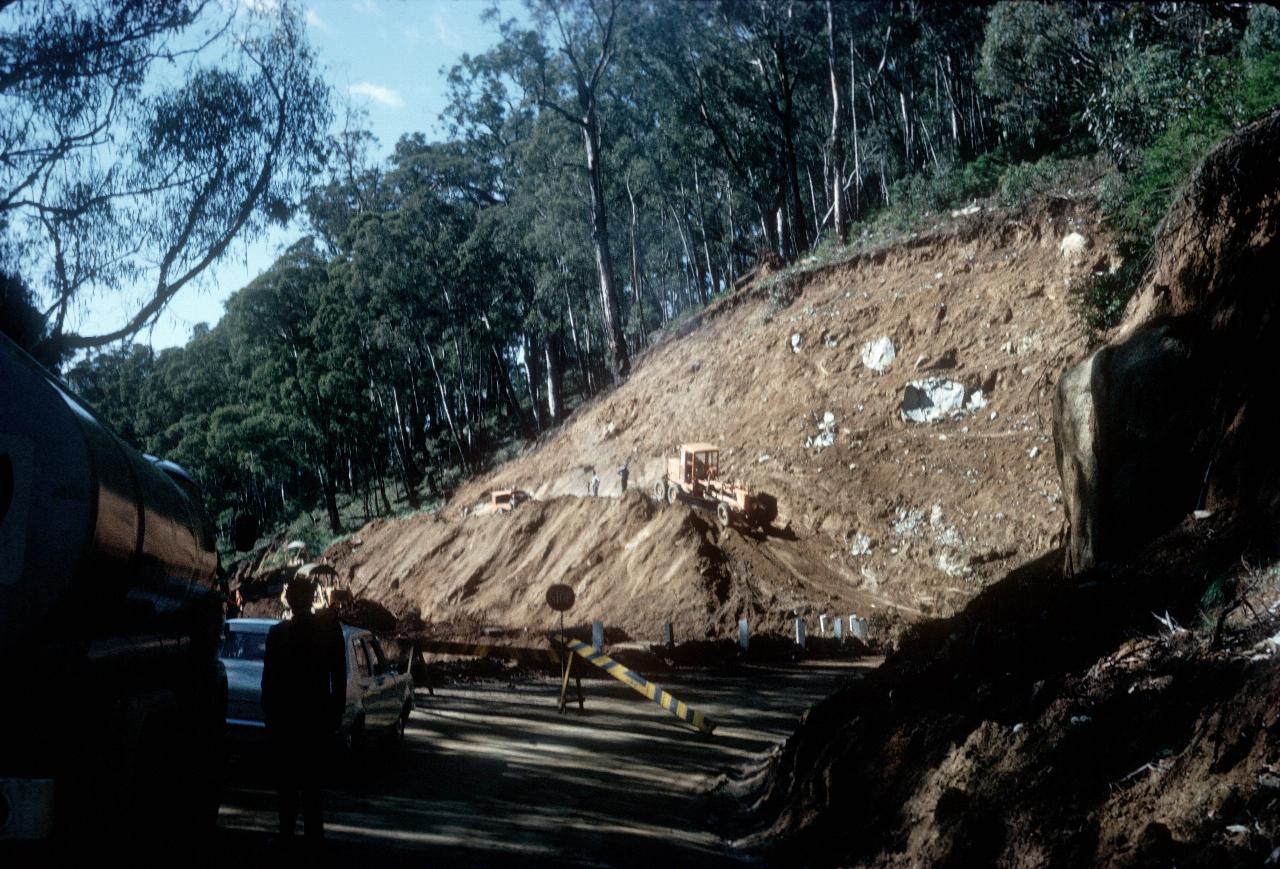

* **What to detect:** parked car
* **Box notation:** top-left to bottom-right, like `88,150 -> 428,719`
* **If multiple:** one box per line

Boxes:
219,618 -> 414,750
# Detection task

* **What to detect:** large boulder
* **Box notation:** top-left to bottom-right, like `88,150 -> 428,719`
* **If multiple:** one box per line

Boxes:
1053,108 -> 1280,573
1053,325 -> 1203,573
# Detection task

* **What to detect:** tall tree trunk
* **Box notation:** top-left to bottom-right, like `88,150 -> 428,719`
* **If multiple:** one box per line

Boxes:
626,176 -> 647,345
777,46 -> 808,256
827,0 -> 848,243
545,339 -> 563,425
390,384 -> 420,507
581,114 -> 630,381
693,162 -> 718,296
565,294 -> 592,396
491,337 -> 531,435
425,342 -> 469,472
849,34 -> 863,220
521,332 -> 543,432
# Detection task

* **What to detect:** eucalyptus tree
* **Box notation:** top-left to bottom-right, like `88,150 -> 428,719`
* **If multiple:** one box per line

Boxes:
0,0 -> 331,355
468,0 -> 632,381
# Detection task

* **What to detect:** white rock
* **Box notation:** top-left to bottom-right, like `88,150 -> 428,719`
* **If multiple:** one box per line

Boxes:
892,507 -> 924,537
860,336 -> 896,372
1029,446 -> 1041,460
937,551 -> 971,577
849,533 -> 872,557
965,390 -> 988,411
1060,232 -> 1090,258
901,378 -> 966,423
805,431 -> 835,449
950,203 -> 981,218
758,453 -> 771,463
930,505 -> 944,527
790,333 -> 803,353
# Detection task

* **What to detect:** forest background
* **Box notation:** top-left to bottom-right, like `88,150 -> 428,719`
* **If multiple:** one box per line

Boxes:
3,0 -> 1279,555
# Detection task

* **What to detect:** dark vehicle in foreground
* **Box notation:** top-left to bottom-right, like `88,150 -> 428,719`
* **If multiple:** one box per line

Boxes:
0,333 -> 230,863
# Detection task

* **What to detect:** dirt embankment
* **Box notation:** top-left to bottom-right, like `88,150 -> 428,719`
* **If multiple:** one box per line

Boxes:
749,111 -> 1280,866
331,490 -> 890,643
329,197 -> 1112,638
747,517 -> 1280,867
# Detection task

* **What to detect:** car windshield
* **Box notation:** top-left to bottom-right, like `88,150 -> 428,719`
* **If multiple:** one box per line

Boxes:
220,629 -> 268,662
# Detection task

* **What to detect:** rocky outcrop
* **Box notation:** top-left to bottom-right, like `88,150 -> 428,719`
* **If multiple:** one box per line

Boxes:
1053,324 -> 1203,573
1054,108 -> 1280,573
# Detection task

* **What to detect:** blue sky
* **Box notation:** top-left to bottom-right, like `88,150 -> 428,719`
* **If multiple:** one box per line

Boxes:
78,0 -> 523,350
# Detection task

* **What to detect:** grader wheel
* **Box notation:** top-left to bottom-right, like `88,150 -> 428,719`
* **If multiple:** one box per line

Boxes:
666,484 -> 680,505
716,503 -> 731,527
652,480 -> 667,502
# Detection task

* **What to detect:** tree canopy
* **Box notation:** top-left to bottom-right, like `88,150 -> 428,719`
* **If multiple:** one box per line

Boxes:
26,0 -> 1280,550
0,0 -> 330,357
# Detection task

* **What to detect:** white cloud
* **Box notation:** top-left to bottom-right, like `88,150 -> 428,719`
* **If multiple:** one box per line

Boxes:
432,11 -> 464,48
305,8 -> 331,32
351,0 -> 380,14
346,81 -> 405,109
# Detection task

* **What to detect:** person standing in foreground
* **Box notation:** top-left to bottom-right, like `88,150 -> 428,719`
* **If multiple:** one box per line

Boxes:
262,576 -> 347,845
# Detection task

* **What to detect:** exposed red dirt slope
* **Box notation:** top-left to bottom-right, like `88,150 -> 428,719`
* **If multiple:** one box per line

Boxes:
747,111 -> 1280,866
330,197 -> 1114,639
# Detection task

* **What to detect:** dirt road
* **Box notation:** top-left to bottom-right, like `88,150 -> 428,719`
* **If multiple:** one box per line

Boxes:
216,660 -> 871,867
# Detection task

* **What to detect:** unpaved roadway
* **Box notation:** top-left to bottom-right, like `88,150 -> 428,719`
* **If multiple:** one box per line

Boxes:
216,660 -> 871,867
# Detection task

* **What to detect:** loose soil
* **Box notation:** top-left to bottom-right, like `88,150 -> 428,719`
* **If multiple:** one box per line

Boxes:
745,517 -> 1280,867
328,198 -> 1109,641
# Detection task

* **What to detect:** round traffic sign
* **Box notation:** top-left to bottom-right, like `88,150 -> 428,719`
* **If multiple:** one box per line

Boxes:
545,583 -> 576,612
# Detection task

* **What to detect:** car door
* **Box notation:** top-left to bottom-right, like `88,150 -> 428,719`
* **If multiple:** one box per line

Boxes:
350,634 -> 379,728
362,637 -> 397,725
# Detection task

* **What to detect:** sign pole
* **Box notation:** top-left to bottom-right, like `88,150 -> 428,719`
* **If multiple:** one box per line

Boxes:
546,583 -> 581,713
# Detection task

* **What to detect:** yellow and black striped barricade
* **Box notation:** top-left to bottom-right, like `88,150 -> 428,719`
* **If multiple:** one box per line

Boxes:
563,638 -> 716,735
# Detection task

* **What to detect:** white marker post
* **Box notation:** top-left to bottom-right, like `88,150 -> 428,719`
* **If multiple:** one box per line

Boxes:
738,618 -> 749,651
795,618 -> 807,649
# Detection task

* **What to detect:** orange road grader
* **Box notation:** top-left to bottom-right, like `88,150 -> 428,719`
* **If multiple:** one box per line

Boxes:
652,442 -> 777,528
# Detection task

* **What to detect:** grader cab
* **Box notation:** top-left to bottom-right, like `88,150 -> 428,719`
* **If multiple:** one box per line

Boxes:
653,442 -> 777,528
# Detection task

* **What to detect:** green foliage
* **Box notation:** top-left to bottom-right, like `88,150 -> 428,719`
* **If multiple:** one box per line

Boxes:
995,156 -> 1092,207
1080,30 -> 1280,333
51,0 -> 1280,552
2,0 -> 331,350
1069,242 -> 1147,334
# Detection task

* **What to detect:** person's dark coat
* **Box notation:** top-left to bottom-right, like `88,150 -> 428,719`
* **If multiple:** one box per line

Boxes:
262,613 -> 347,739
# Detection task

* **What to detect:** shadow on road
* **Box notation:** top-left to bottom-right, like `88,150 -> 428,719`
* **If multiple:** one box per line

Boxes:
217,661 -> 869,867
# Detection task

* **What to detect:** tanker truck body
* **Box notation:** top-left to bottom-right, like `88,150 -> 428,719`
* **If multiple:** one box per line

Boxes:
0,333 -> 227,863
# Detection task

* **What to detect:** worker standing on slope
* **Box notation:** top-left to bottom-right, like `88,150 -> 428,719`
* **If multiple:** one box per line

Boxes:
590,471 -> 600,497
618,460 -> 629,495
